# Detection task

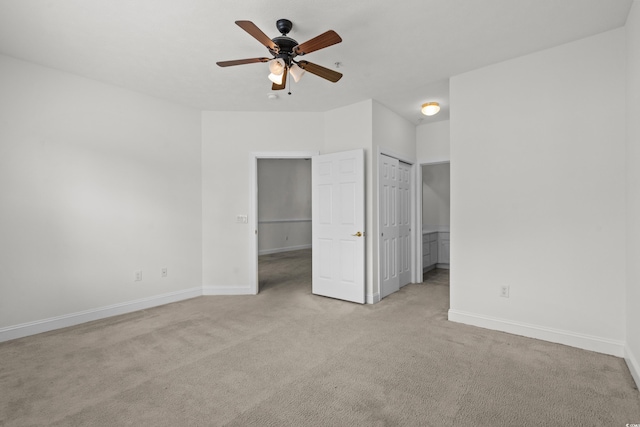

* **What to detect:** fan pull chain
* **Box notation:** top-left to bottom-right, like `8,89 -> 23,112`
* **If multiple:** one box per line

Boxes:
288,68 -> 292,95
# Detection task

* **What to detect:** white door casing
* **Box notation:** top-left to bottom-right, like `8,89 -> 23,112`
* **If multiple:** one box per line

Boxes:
398,161 -> 412,287
312,149 -> 365,304
379,154 -> 399,298
250,151 -> 319,295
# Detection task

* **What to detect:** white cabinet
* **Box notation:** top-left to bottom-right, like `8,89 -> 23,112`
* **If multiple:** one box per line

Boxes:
423,231 -> 450,270
422,232 -> 439,270
430,239 -> 438,266
438,232 -> 450,264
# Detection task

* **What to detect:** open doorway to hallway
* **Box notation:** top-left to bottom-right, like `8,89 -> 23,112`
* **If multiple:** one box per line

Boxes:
421,162 -> 450,281
257,158 -> 312,293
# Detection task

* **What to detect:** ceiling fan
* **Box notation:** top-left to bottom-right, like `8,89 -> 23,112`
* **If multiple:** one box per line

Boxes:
216,19 -> 343,91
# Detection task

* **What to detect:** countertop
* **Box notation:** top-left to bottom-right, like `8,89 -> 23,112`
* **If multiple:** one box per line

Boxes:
422,226 -> 450,234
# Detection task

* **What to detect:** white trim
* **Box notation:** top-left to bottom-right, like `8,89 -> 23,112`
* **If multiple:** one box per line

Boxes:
367,292 -> 381,304
379,147 -> 414,165
625,345 -> 640,389
258,244 -> 312,256
376,147 -> 418,301
0,287 -> 202,343
448,309 -> 625,357
202,285 -> 253,296
415,162 -> 423,283
258,218 -> 311,224
418,160 -> 451,279
250,151 -> 319,295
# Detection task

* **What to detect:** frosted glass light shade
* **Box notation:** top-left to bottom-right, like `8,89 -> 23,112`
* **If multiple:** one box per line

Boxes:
268,72 -> 283,85
421,102 -> 440,116
289,63 -> 305,82
268,58 -> 285,75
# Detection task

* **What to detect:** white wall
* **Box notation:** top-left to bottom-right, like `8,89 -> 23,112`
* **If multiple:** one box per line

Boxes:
625,0 -> 640,385
323,100 -> 375,300
422,163 -> 450,228
417,120 -> 450,164
449,29 -> 627,356
201,111 -> 323,293
372,101 -> 417,161
0,55 -> 202,333
372,101 -> 417,295
258,159 -> 311,254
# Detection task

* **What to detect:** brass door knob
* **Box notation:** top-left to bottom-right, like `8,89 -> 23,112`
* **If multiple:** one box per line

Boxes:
352,231 -> 363,237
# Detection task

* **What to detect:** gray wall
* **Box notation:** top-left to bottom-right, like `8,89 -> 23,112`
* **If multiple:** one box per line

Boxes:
422,163 -> 450,228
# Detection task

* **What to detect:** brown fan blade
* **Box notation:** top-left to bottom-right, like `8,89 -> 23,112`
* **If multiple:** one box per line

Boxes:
294,30 -> 342,56
235,20 -> 278,52
271,67 -> 288,91
216,57 -> 270,67
297,61 -> 342,83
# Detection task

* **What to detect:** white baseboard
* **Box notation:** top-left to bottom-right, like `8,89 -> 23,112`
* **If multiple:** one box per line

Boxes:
625,345 -> 640,389
202,285 -> 254,296
448,309 -> 625,357
367,292 -> 381,304
258,244 -> 312,256
0,287 -> 203,343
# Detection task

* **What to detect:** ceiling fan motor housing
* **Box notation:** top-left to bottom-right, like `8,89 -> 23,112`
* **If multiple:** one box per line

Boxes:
276,19 -> 293,35
270,36 -> 298,65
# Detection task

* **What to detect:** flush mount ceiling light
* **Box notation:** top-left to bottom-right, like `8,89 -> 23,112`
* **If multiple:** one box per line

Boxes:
421,102 -> 440,116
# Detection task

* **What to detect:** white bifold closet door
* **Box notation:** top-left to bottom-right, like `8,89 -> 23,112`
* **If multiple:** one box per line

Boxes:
379,154 -> 411,299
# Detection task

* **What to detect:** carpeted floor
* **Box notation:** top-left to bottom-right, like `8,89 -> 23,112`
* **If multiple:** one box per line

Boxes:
1,248 -> 639,426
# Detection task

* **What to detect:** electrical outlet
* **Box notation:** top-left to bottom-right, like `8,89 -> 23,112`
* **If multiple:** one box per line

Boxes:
500,285 -> 510,298
134,270 -> 142,282
236,214 -> 248,223
161,267 -> 168,278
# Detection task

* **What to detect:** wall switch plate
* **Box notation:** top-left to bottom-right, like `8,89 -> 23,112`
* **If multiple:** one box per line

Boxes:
161,267 -> 167,278
500,285 -> 510,298
134,270 -> 142,282
236,214 -> 248,223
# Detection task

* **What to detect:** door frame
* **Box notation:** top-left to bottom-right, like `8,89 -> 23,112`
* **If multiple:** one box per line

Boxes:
376,147 -> 420,299
249,151 -> 319,295
418,160 -> 451,273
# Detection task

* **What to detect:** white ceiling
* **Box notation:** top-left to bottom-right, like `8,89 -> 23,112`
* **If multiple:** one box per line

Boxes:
0,0 -> 633,125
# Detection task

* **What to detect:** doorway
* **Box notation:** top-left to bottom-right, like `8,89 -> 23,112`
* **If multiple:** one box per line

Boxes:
250,151 -> 319,295
420,162 -> 450,277
257,158 -> 312,292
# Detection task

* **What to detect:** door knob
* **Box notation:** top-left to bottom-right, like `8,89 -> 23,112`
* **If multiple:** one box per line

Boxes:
352,231 -> 363,237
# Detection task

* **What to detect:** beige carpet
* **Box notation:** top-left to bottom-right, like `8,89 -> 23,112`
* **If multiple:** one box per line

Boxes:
1,248 -> 639,426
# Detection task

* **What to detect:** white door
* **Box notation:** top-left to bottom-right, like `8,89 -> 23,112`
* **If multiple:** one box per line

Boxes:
312,149 -> 365,303
398,161 -> 412,287
379,154 -> 399,298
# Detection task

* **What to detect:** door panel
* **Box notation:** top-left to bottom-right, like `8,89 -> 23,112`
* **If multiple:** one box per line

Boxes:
398,161 -> 412,287
312,149 -> 365,303
380,154 -> 399,298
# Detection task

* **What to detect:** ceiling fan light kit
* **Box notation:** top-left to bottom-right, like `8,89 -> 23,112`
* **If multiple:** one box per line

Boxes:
289,63 -> 305,83
268,72 -> 284,85
216,18 -> 343,92
421,102 -> 441,116
268,58 -> 286,75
